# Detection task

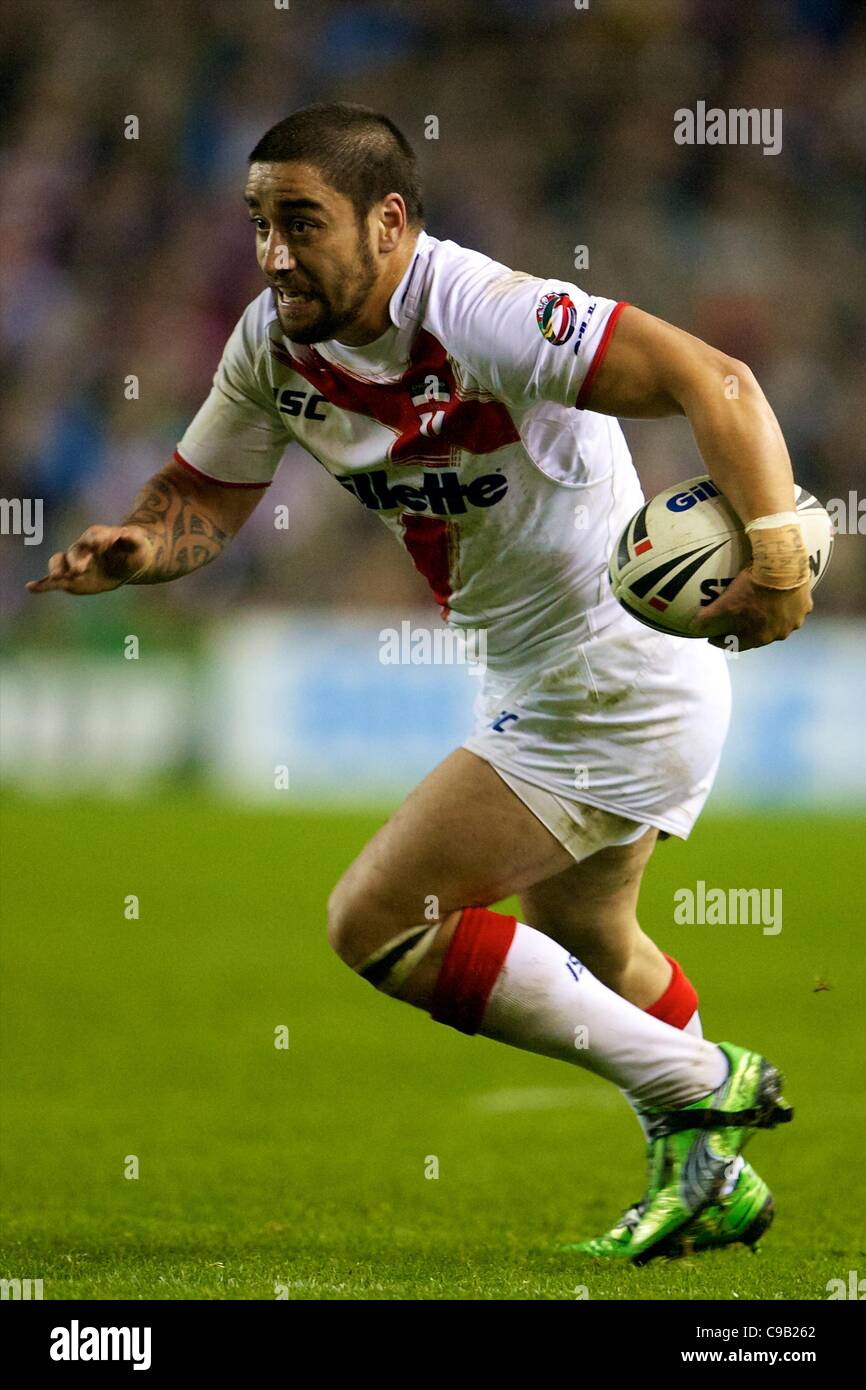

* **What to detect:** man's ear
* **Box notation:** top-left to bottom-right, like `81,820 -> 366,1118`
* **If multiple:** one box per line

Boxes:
377,193 -> 408,251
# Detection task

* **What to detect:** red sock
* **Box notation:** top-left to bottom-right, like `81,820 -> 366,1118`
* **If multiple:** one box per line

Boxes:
645,953 -> 698,1030
430,906 -> 517,1035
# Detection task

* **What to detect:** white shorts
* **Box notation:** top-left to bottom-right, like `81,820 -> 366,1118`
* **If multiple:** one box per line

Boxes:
491,765 -> 654,864
463,613 -> 731,848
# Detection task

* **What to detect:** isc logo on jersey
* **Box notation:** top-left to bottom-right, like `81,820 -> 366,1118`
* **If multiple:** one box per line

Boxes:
536,291 -> 577,346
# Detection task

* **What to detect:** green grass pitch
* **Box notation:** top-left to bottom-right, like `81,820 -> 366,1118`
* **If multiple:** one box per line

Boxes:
1,794 -> 864,1300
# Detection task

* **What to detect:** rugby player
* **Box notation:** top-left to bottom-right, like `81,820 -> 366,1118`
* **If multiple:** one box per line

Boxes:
28,104 -> 812,1262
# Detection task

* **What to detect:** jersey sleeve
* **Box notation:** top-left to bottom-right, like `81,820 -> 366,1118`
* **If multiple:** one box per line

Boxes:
426,250 -> 627,411
174,297 -> 289,487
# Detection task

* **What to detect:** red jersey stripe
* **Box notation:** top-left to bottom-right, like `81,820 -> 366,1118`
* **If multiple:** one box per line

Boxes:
400,513 -> 453,616
575,300 -> 630,410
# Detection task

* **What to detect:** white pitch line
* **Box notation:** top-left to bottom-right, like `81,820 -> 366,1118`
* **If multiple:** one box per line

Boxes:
470,1086 -> 622,1114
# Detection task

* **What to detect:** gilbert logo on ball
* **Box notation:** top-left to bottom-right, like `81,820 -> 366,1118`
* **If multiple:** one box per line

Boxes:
536,290 -> 577,345
608,475 -> 834,638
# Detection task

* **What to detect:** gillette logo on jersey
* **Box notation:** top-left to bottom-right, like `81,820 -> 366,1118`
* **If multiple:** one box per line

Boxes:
336,467 -> 508,516
536,291 -> 578,346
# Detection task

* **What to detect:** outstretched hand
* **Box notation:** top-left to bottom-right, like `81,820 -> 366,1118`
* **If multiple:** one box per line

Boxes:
26,525 -> 153,595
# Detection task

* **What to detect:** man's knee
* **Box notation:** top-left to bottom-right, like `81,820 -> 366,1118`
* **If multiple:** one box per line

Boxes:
326,872 -> 366,965
327,871 -> 456,997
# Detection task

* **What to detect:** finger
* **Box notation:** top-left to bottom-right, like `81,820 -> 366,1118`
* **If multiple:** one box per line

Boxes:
26,571 -> 82,594
691,601 -> 733,631
694,614 -> 747,642
65,541 -> 97,575
77,525 -> 110,546
709,632 -> 757,652
28,556 -> 72,590
46,550 -> 72,580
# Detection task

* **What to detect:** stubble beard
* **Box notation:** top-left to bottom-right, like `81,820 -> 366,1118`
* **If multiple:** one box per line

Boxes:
281,234 -> 379,346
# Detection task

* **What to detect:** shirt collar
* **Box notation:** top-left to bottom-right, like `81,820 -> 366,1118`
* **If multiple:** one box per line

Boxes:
388,229 -> 430,328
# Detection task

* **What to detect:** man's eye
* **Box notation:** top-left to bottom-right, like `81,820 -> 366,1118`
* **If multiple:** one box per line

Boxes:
250,218 -> 268,232
289,220 -> 314,235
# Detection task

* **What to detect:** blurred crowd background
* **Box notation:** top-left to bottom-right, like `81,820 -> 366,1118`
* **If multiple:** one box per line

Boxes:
2,0 -> 864,645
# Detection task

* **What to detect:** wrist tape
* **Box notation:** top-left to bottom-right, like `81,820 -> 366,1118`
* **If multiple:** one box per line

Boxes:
745,513 -> 809,590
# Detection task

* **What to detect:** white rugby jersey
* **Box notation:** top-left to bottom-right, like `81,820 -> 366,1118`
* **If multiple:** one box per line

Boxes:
176,230 -> 645,670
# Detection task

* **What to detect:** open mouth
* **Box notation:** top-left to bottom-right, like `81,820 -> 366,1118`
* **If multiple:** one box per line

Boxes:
273,286 -> 314,307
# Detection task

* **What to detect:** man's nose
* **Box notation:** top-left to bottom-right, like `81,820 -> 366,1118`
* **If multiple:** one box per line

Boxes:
262,235 -> 297,276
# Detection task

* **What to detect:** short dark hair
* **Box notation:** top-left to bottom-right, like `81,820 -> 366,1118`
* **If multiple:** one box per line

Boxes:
248,103 -> 424,228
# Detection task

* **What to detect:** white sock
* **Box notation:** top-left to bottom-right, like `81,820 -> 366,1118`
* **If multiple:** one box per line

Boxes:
479,922 -> 727,1109
624,1007 -> 705,1137
683,1008 -> 704,1039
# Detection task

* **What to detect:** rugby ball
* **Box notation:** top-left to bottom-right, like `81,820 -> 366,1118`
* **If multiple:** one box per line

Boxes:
608,475 -> 833,637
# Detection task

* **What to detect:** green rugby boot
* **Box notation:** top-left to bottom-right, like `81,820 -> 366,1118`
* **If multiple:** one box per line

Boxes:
654,1159 -> 775,1257
565,1160 -> 774,1261
565,1194 -> 647,1259
562,1042 -> 791,1262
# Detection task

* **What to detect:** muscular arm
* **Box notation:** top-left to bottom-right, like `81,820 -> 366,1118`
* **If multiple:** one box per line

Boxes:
582,306 -> 795,519
27,458 -> 267,594
118,460 -> 261,584
581,305 -> 811,647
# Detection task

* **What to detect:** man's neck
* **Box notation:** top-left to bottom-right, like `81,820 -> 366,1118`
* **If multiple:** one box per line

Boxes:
335,232 -> 420,347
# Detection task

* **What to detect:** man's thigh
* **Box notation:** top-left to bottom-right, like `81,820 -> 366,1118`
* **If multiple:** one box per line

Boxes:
328,747 -> 575,965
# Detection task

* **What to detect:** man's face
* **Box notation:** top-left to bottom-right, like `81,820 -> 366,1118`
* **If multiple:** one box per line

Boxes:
244,161 -> 379,344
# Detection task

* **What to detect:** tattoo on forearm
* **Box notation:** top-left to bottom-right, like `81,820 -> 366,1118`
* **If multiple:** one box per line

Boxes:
121,475 -> 229,583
